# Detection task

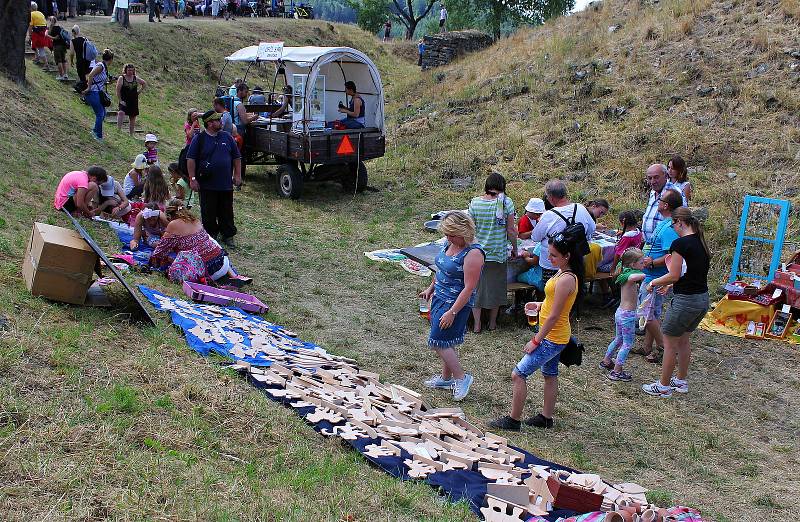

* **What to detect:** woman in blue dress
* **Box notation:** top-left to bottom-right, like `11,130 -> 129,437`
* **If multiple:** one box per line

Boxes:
419,212 -> 485,401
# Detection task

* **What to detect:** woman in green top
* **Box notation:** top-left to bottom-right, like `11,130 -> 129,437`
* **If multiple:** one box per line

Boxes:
168,162 -> 193,207
468,173 -> 518,332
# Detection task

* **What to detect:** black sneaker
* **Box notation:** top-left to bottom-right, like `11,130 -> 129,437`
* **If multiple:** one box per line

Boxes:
487,415 -> 521,431
524,413 -> 554,429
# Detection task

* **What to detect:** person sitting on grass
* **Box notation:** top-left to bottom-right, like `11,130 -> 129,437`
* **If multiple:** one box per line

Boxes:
96,175 -> 131,219
488,233 -> 584,431
129,203 -> 167,250
142,165 -> 171,208
53,166 -> 108,217
419,211 -> 485,402
168,162 -> 193,206
123,154 -> 148,200
336,81 -> 365,129
599,247 -> 646,382
149,199 -> 242,283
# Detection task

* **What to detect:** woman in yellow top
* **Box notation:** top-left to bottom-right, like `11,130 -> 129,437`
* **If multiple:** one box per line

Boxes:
489,233 -> 584,431
28,2 -> 51,69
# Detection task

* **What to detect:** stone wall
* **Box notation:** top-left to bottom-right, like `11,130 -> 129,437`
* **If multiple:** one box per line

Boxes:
421,30 -> 494,70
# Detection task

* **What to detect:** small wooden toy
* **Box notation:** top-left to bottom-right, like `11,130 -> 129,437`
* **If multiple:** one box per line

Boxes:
480,495 -> 527,522
404,458 -> 437,479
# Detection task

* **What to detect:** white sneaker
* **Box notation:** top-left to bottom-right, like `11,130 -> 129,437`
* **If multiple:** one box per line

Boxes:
424,374 -> 455,389
641,381 -> 672,398
452,373 -> 474,401
669,377 -> 689,394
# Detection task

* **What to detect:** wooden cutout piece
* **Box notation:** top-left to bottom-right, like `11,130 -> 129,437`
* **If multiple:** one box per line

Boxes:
404,459 -> 436,479
305,407 -> 343,424
480,495 -> 527,522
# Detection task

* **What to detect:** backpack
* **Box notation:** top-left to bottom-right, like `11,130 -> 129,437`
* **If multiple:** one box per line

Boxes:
83,39 -> 98,62
550,204 -> 591,257
60,28 -> 71,46
559,336 -> 584,366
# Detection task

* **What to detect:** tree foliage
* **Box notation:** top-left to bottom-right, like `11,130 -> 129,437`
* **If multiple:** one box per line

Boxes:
345,0 -> 387,30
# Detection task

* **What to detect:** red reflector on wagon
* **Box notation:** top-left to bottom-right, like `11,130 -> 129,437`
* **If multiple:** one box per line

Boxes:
337,135 -> 355,155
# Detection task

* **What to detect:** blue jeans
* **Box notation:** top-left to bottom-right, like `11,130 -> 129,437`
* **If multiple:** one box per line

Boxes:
85,90 -> 105,138
514,338 -> 566,378
341,117 -> 365,129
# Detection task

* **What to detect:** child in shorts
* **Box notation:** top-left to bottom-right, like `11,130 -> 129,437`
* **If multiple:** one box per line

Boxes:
599,248 -> 646,381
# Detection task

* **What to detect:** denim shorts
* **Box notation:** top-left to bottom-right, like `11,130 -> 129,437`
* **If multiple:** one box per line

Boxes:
661,292 -> 709,336
514,338 -> 566,378
638,283 -> 669,321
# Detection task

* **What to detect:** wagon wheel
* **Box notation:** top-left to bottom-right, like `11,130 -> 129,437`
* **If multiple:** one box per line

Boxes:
275,163 -> 304,199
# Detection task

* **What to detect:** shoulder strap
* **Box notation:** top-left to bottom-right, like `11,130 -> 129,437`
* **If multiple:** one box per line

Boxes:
550,207 -> 571,226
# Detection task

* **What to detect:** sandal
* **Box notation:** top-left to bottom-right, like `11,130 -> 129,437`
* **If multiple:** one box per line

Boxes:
645,347 -> 663,364
630,346 -> 651,356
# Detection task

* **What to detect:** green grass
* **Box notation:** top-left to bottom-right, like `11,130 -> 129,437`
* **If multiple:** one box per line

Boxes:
0,3 -> 799,521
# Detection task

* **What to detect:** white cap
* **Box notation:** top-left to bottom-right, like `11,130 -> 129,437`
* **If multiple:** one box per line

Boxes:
99,176 -> 116,197
525,197 -> 546,214
144,133 -> 158,143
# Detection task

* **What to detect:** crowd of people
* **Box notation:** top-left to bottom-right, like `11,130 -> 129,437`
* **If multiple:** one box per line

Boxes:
421,159 -> 706,431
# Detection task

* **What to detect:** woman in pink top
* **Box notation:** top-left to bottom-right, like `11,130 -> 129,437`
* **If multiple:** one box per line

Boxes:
53,166 -> 108,217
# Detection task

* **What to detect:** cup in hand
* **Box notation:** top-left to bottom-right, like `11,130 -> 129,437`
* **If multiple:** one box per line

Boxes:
524,302 -> 539,327
419,297 -> 431,321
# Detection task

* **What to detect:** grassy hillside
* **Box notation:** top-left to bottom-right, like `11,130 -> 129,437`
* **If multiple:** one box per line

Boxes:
392,0 -> 800,281
0,8 -> 798,522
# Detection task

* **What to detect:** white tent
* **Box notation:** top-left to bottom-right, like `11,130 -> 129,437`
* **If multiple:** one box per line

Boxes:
225,46 -> 385,134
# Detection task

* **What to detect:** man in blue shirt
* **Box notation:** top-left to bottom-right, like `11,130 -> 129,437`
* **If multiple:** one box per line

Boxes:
642,163 -> 686,242
187,110 -> 242,247
637,188 -> 682,361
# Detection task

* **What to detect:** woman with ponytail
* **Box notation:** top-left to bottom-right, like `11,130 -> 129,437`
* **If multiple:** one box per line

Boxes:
642,207 -> 710,398
489,234 -> 584,430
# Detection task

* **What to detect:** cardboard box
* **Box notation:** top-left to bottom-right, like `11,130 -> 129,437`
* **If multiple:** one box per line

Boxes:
22,222 -> 97,304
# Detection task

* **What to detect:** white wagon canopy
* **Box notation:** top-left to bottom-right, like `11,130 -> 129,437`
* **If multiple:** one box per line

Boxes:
224,45 -> 386,134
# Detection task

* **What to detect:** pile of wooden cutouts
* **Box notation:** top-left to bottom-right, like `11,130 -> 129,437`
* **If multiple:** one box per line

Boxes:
146,289 -> 685,522
226,358 -> 665,521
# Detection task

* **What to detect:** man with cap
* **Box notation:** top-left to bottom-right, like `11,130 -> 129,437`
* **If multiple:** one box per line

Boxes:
187,109 -> 242,247
96,175 -> 132,219
518,197 -> 545,240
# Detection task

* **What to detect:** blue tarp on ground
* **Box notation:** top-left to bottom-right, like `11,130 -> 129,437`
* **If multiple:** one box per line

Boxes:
139,285 -> 579,520
108,221 -> 154,266
140,285 -> 318,366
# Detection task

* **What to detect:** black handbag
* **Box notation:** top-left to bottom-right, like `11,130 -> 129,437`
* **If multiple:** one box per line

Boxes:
560,335 -> 584,366
99,89 -> 112,108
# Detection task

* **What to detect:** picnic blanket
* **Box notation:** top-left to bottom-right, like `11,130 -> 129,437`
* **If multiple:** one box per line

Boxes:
105,220 -> 154,266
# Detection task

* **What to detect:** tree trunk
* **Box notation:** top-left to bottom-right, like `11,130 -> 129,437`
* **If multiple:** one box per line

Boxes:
404,19 -> 417,39
0,0 -> 29,84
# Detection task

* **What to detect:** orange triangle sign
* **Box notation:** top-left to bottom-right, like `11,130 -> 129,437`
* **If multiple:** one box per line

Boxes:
337,135 -> 356,155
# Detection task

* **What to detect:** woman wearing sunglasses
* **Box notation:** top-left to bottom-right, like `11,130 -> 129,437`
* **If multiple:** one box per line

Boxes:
489,233 -> 584,430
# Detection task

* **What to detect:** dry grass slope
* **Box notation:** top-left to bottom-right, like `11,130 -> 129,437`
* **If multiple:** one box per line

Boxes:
391,0 -> 800,283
